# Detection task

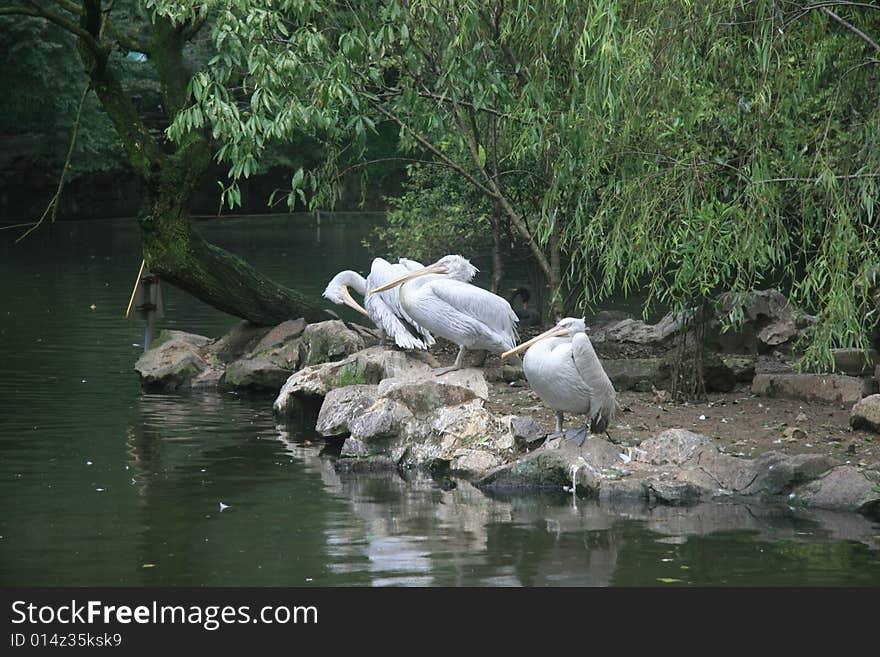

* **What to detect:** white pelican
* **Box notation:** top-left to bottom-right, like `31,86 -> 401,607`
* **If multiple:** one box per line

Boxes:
369,254 -> 518,373
323,258 -> 434,350
502,317 -> 616,445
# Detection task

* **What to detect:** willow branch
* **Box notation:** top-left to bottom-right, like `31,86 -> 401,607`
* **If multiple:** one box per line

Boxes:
14,80 -> 91,243
822,7 -> 880,52
371,103 -> 496,198
335,157 -> 457,180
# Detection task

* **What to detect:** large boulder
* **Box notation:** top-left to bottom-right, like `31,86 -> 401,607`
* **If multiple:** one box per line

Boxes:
709,289 -> 812,355
134,330 -> 219,390
603,358 -> 665,391
793,466 -> 880,517
251,319 -> 306,353
316,384 -> 381,436
309,361 -> 509,475
592,313 -> 684,347
300,320 -> 376,366
850,394 -> 880,432
274,346 -> 411,412
752,373 -> 870,405
211,321 -> 272,363
222,357 -> 291,390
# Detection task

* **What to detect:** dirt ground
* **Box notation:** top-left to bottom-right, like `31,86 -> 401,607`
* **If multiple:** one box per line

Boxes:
428,335 -> 880,472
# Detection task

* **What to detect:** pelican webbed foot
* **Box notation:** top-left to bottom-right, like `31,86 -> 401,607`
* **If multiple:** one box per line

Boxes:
435,345 -> 467,376
564,424 -> 590,447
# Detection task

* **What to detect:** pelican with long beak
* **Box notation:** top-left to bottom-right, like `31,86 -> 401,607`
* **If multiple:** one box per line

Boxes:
502,317 -> 616,445
369,254 -> 518,374
323,258 -> 434,350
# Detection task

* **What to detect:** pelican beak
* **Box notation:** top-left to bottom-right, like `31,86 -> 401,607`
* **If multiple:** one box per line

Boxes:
501,326 -> 569,359
340,285 -> 369,317
368,263 -> 448,294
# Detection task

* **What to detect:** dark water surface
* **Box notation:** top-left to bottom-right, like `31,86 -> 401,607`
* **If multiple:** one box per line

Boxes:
1,215 -> 879,587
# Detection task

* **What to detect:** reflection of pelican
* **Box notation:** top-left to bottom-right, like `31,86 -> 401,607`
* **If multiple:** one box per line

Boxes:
323,258 -> 434,349
370,255 -> 518,373
509,287 -> 541,326
503,317 -> 616,445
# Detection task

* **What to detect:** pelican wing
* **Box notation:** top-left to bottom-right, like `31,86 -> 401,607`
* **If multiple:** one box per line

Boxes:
428,279 -> 519,350
365,258 -> 434,349
571,332 -> 617,433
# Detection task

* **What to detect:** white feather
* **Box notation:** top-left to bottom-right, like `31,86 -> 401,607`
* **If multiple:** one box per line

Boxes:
401,277 -> 518,353
365,258 -> 435,349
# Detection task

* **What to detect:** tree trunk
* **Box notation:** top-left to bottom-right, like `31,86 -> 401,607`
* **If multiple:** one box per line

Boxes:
490,200 -> 503,294
70,5 -> 327,326
548,214 -> 562,320
139,151 -> 327,325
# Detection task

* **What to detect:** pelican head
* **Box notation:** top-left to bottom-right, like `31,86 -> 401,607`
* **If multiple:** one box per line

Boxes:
501,316 -> 587,358
323,270 -> 369,316
369,254 -> 478,294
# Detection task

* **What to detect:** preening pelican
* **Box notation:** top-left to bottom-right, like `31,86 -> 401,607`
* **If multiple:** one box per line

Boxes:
369,255 -> 518,373
323,258 -> 434,350
502,317 -> 616,445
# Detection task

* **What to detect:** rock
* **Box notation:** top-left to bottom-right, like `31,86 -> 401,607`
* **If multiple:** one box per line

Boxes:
752,373 -> 870,405
603,358 -> 665,391
741,453 -> 839,496
828,348 -> 877,376
250,318 -> 306,353
637,429 -> 711,465
377,369 -> 487,417
134,330 -> 217,390
721,357 -> 755,383
782,426 -> 807,442
451,449 -> 503,474
501,364 -> 525,382
850,394 -> 880,432
757,318 -> 797,347
340,436 -> 370,457
273,347 -> 386,412
480,450 -> 575,491
794,466 -> 880,517
262,341 -> 303,372
479,437 -> 623,494
591,310 -> 634,327
300,320 -> 375,366
505,415 -> 546,445
595,314 -> 683,347
316,384 -> 380,436
379,349 -> 436,379
348,398 -> 410,439
647,480 -> 703,506
210,321 -> 272,363
222,357 -> 290,390
710,289 -> 809,354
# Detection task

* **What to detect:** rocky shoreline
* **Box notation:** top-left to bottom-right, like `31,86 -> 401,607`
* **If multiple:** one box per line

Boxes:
134,294 -> 880,520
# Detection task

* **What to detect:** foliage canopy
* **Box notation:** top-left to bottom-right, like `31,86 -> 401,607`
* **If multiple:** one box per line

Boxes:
140,2 -> 880,365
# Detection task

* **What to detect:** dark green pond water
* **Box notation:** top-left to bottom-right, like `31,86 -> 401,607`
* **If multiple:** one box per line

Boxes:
1,214 -> 879,587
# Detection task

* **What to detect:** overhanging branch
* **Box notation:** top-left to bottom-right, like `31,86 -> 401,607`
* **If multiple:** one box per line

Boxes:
0,3 -> 100,52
